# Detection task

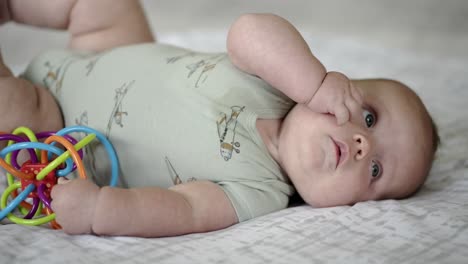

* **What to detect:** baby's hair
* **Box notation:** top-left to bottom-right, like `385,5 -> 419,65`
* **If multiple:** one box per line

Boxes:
405,86 -> 440,198
421,113 -> 440,183
391,79 -> 440,160
406,112 -> 440,199
430,116 -> 441,159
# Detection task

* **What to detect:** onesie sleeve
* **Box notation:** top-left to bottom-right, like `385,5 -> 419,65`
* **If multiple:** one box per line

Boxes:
22,49 -> 93,90
219,180 -> 293,222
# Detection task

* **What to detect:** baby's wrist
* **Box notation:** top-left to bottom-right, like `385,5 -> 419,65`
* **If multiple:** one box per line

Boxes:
0,0 -> 11,25
87,185 -> 101,234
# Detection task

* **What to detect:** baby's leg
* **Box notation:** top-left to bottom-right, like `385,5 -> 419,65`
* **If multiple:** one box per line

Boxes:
0,0 -> 154,139
8,0 -> 155,52
0,54 -> 63,144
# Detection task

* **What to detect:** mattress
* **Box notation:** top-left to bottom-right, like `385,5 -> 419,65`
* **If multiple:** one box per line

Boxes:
1,31 -> 467,264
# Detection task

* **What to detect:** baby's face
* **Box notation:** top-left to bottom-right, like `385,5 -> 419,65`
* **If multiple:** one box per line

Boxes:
278,79 -> 434,207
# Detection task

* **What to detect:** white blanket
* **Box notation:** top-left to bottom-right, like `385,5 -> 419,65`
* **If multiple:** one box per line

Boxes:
1,31 -> 467,264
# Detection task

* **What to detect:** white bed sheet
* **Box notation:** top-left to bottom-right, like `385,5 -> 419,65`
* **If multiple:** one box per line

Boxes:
1,31 -> 467,264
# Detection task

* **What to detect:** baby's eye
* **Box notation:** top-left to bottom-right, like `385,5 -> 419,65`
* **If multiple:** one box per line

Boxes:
362,109 -> 376,128
371,160 -> 382,178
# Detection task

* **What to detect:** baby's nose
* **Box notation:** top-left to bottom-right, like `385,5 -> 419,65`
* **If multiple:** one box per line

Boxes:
353,133 -> 371,160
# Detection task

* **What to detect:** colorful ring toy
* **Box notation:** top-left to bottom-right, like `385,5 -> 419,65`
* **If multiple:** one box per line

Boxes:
0,125 -> 119,228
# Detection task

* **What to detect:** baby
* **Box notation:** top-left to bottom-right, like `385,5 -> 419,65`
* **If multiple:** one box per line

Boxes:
1,0 -> 439,237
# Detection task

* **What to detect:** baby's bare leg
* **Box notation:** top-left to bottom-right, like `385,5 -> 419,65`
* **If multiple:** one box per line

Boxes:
0,0 -> 154,139
0,54 -> 63,142
8,0 -> 155,51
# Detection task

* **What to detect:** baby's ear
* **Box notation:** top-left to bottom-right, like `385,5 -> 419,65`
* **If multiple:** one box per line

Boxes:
0,48 -> 13,77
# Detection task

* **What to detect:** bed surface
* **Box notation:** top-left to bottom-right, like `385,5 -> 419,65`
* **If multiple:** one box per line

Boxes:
1,1 -> 468,263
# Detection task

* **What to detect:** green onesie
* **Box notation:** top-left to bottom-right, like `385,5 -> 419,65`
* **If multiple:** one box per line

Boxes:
23,43 -> 295,222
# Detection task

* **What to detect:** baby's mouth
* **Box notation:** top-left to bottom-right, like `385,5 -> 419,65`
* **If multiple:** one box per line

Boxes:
336,144 -> 341,168
331,138 -> 348,169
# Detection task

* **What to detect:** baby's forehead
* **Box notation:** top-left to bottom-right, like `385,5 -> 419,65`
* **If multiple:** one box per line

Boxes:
360,80 -> 427,119
361,79 -> 415,100
388,121 -> 433,199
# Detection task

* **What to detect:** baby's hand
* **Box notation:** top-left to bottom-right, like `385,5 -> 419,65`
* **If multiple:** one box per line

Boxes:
51,178 -> 100,235
307,71 -> 363,125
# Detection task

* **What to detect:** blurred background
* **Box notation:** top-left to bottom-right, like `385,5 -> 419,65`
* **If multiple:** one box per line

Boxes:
144,0 -> 468,58
1,0 -> 468,68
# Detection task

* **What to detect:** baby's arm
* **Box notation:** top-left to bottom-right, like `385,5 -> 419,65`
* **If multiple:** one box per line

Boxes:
227,14 -> 361,124
227,13 -> 326,104
7,0 -> 154,51
51,179 -> 238,237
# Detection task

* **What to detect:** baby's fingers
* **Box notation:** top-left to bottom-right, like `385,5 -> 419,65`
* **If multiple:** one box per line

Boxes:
334,103 -> 350,126
57,177 -> 69,184
50,178 -> 72,210
50,183 -> 66,211
346,82 -> 364,111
